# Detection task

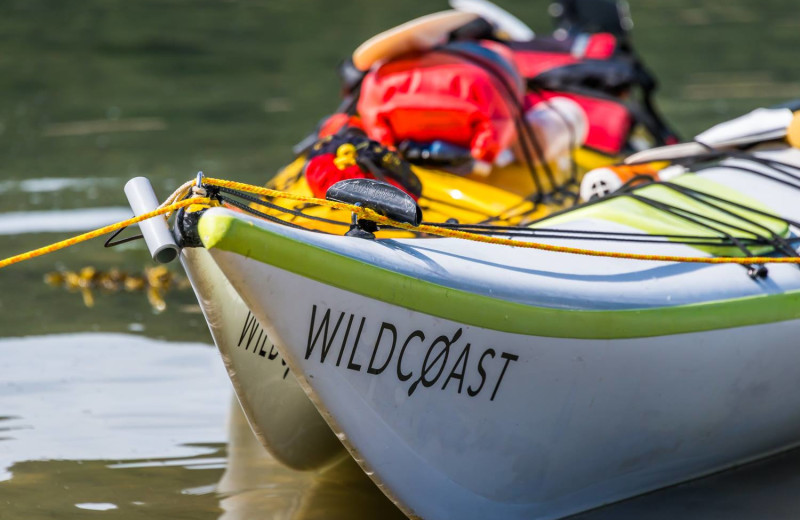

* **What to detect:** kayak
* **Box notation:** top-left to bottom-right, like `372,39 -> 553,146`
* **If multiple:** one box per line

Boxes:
172,0 -> 678,470
191,126 -> 800,519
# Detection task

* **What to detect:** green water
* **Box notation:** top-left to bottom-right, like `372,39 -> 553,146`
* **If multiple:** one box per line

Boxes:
1,0 -> 800,518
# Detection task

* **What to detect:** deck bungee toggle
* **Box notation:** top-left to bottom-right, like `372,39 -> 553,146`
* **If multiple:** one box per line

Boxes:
325,178 -> 423,239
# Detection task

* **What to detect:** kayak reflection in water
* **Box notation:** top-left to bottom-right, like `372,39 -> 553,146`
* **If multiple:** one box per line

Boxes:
217,396 -> 406,520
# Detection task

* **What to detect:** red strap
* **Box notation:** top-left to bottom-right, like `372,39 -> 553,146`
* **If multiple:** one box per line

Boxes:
318,114 -> 364,138
305,153 -> 417,200
512,34 -> 618,77
511,51 -> 578,79
583,33 -> 617,59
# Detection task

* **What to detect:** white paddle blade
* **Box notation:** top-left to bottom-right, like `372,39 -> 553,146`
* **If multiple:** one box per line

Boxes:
624,142 -> 708,165
352,10 -> 478,71
450,0 -> 535,41
695,107 -> 794,149
625,107 -> 796,165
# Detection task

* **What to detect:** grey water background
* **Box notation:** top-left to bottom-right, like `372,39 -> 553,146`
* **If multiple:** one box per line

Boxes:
1,0 -> 800,518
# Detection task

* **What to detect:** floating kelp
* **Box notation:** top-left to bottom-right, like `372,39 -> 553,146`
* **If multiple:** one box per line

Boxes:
44,265 -> 190,311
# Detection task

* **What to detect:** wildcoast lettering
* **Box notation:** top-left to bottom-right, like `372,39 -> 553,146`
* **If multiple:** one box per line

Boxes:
305,305 -> 518,401
236,311 -> 290,379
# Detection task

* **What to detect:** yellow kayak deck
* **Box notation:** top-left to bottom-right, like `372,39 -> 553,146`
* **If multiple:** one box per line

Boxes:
258,147 -> 617,237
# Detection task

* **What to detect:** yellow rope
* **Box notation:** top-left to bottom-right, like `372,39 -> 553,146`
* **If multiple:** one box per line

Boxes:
203,177 -> 363,211
4,173 -> 800,270
361,213 -> 800,265
198,177 -> 800,266
0,197 -> 210,269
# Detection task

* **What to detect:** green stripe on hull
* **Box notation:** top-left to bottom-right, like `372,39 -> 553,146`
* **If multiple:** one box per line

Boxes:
199,212 -> 800,339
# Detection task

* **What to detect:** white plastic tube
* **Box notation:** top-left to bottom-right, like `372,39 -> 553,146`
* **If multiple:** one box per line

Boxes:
124,177 -> 179,263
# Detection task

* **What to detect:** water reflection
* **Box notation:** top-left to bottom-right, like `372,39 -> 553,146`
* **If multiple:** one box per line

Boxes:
575,449 -> 800,520
0,332 -> 404,519
2,452 -> 226,518
218,396 -> 406,520
0,333 -> 230,517
0,207 -> 131,235
0,333 -> 230,480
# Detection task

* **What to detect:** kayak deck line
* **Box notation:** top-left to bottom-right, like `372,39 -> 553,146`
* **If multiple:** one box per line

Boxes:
5,163 -> 800,271
173,176 -> 800,266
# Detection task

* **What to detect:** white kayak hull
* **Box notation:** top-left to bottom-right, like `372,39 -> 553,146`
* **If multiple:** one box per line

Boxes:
180,247 -> 344,470
198,204 -> 800,519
